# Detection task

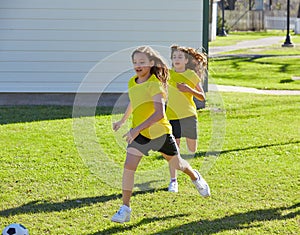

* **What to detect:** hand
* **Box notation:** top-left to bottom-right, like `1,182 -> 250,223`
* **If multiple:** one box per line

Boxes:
123,128 -> 139,144
177,83 -> 191,92
112,120 -> 123,131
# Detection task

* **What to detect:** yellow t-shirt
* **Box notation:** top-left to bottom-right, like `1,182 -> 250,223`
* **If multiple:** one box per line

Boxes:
166,69 -> 201,120
128,74 -> 172,139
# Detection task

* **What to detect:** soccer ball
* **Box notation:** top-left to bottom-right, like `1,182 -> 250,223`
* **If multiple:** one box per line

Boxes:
2,223 -> 29,235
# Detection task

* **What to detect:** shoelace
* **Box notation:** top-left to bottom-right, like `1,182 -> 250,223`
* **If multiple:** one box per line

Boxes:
118,208 -> 125,215
194,177 -> 204,189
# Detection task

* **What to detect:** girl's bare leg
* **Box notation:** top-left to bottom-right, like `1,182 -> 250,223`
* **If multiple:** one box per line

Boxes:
186,138 -> 197,154
122,148 -> 143,207
163,153 -> 197,181
168,138 -> 181,179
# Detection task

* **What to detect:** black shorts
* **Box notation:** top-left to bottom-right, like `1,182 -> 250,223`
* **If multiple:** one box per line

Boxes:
169,115 -> 197,139
127,134 -> 179,156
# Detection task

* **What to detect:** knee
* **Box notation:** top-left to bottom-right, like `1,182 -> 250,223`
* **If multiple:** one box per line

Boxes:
169,155 -> 189,171
187,147 -> 196,154
187,140 -> 197,153
124,148 -> 143,171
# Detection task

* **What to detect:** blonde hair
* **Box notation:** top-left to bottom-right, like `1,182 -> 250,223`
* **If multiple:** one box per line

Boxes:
131,46 -> 169,91
170,44 -> 207,80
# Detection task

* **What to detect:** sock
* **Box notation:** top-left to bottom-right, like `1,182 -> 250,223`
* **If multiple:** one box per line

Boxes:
122,205 -> 131,211
171,178 -> 177,182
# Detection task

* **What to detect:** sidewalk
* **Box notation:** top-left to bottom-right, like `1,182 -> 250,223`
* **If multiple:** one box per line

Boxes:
209,36 -> 283,56
208,36 -> 300,95
208,84 -> 300,95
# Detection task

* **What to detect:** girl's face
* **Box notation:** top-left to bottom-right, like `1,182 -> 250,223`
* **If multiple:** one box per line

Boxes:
172,50 -> 188,72
132,52 -> 154,78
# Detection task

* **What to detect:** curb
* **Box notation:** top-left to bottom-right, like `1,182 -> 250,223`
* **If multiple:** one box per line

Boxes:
208,84 -> 300,95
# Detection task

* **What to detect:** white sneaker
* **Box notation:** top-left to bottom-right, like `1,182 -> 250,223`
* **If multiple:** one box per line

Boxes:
192,170 -> 211,197
111,205 -> 131,223
168,181 -> 178,192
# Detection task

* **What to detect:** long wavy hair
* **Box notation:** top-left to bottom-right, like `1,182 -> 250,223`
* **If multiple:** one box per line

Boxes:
131,46 -> 170,91
170,44 -> 207,81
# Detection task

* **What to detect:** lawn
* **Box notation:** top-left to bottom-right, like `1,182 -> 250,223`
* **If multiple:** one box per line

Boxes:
209,56 -> 300,90
209,30 -> 299,47
1,92 -> 299,234
209,31 -> 300,90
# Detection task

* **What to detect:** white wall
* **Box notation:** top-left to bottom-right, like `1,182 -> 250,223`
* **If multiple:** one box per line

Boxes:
0,0 -> 204,93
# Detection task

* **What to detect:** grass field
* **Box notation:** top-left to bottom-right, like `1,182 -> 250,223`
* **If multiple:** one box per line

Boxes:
209,30 -> 300,47
1,92 -> 299,234
209,56 -> 300,90
209,31 -> 300,90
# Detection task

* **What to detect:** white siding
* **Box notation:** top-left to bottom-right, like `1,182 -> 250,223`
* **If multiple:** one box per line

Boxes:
0,0 -> 204,93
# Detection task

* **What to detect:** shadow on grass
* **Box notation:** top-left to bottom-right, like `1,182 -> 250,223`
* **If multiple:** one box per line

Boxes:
210,55 -> 298,77
194,140 -> 300,158
1,192 -> 298,234
0,188 -> 166,217
0,106 -> 114,125
89,214 -> 190,235
91,203 -> 300,234
143,202 -> 300,235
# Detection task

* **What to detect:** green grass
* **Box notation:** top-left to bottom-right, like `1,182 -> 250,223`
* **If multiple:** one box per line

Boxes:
209,56 -> 300,90
209,31 -> 300,90
218,36 -> 300,56
1,92 -> 299,234
209,30 -> 297,47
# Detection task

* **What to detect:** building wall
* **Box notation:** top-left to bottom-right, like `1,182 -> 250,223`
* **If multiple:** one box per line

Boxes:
0,0 -> 204,93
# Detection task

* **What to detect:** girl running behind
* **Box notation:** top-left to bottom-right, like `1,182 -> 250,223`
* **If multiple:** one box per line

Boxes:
166,45 -> 207,193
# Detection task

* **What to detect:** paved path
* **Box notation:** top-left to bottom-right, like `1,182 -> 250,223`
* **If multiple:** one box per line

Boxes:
208,84 -> 300,95
208,36 -> 300,95
209,36 -> 283,55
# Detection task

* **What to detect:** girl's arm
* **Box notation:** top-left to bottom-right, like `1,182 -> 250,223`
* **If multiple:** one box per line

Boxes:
113,102 -> 132,131
123,93 -> 165,143
177,82 -> 206,101
194,82 -> 206,101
